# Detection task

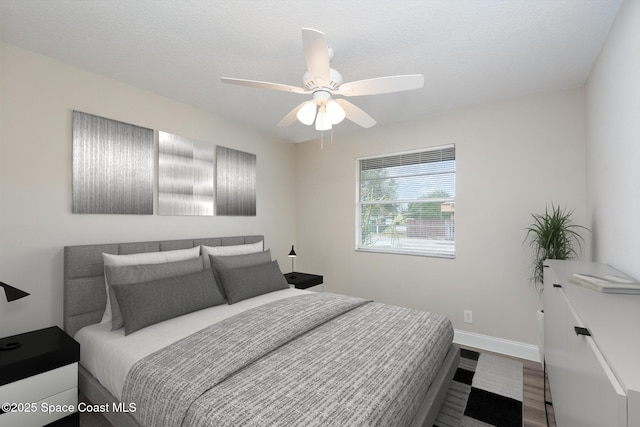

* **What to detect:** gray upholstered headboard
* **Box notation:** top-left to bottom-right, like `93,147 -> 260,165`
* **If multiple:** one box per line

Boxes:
63,235 -> 264,337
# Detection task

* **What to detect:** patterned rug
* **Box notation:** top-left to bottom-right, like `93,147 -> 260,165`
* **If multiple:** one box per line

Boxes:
434,348 -> 523,427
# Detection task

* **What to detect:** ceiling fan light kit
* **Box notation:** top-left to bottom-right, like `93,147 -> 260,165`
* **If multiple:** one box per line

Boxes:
325,98 -> 346,125
296,100 -> 316,125
315,105 -> 331,131
221,28 -> 424,142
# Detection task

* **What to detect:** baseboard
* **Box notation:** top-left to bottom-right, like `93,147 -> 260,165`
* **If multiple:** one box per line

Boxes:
454,329 -> 541,363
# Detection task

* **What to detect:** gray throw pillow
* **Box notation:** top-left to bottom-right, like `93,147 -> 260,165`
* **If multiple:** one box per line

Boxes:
105,256 -> 206,331
209,250 -> 272,297
217,260 -> 289,304
111,269 -> 225,335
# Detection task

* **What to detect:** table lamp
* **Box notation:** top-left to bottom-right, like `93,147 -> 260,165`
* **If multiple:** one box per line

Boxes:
0,281 -> 30,350
288,245 -> 297,278
1,281 -> 29,302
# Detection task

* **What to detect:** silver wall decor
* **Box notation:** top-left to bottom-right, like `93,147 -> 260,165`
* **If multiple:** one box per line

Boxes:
216,146 -> 256,216
158,131 -> 214,216
72,111 -> 153,214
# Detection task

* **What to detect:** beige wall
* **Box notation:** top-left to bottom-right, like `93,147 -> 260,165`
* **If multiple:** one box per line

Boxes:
0,40 -> 593,348
586,0 -> 640,278
0,43 -> 296,336
295,88 -> 587,346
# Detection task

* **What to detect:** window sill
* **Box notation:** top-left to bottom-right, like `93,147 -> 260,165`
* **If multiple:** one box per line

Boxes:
355,247 -> 455,259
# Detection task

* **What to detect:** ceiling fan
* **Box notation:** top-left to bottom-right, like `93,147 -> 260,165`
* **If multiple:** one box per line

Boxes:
221,28 -> 424,132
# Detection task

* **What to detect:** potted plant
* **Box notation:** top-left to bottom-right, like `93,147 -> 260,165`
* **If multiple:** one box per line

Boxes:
524,204 -> 589,361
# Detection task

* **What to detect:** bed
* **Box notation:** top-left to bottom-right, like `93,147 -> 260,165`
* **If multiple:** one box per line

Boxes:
63,235 -> 459,427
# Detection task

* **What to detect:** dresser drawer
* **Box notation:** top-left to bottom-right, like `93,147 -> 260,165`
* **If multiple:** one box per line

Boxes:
562,293 -> 626,427
0,362 -> 77,404
0,363 -> 78,427
0,386 -> 77,427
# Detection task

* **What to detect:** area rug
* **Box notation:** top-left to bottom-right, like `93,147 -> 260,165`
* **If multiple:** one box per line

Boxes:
434,348 -> 523,427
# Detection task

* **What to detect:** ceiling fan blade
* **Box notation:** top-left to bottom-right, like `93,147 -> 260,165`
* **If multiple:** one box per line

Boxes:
278,101 -> 309,127
301,28 -> 330,86
335,74 -> 424,97
335,99 -> 376,128
221,77 -> 308,94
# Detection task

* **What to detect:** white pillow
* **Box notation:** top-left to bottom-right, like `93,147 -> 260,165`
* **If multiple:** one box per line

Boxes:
100,246 -> 201,324
201,241 -> 263,268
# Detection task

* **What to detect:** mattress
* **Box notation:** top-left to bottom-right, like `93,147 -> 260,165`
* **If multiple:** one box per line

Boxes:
75,288 -> 309,400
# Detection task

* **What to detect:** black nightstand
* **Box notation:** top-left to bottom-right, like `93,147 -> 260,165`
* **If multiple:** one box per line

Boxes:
0,326 -> 80,426
284,272 -> 323,290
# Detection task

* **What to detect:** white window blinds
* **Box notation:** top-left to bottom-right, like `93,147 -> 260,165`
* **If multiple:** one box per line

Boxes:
356,144 -> 456,257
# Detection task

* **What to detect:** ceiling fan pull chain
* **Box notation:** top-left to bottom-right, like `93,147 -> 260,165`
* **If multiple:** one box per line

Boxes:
320,131 -> 324,149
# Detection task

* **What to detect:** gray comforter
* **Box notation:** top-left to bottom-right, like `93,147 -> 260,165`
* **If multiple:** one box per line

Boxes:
122,293 -> 453,427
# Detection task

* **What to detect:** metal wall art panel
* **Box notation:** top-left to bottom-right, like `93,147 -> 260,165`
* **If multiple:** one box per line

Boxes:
216,146 -> 256,216
72,111 -> 153,214
158,131 -> 214,216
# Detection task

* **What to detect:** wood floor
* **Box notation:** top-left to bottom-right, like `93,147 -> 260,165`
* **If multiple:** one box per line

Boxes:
518,356 -> 556,427
79,347 -> 556,427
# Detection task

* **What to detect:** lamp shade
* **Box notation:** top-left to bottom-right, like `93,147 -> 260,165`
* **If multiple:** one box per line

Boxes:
296,101 -> 317,126
287,245 -> 297,275
326,98 -> 346,125
0,281 -> 30,302
315,106 -> 332,131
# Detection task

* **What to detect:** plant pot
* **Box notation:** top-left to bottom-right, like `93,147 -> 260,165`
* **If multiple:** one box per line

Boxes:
537,308 -> 544,363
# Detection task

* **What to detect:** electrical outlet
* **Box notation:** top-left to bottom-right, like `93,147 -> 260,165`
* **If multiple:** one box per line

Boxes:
464,310 -> 473,324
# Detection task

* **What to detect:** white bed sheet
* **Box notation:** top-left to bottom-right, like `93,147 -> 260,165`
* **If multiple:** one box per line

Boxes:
75,288 -> 310,400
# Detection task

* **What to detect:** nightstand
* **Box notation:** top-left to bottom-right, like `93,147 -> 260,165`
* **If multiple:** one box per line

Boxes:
284,272 -> 323,291
0,326 -> 80,427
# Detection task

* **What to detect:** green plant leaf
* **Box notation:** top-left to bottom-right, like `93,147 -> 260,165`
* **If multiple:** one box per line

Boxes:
524,203 -> 589,292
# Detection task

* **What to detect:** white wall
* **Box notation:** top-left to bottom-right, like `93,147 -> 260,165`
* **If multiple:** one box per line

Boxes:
0,37 -> 595,349
0,43 -> 296,337
295,88 -> 587,346
586,0 -> 640,279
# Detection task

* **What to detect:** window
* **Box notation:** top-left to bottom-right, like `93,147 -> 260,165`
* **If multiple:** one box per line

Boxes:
356,145 -> 456,258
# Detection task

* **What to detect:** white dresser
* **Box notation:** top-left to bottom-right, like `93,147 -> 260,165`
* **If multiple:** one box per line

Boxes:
544,260 -> 640,427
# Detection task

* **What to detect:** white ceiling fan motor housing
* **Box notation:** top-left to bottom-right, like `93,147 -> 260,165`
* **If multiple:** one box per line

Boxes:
303,67 -> 343,91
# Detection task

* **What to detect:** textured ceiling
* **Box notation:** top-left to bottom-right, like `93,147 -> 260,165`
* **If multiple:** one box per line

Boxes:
0,0 -> 623,143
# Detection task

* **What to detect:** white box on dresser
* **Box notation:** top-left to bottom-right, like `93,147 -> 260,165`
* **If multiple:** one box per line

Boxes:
544,260 -> 640,427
